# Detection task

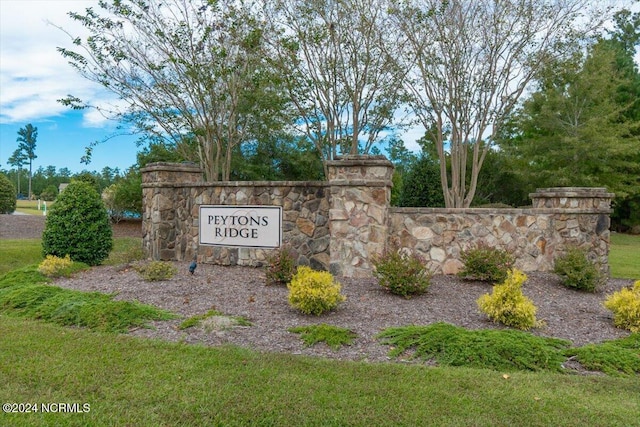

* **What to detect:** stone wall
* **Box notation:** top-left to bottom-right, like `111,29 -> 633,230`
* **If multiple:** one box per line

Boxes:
142,162 -> 330,269
142,160 -> 613,277
389,186 -> 613,275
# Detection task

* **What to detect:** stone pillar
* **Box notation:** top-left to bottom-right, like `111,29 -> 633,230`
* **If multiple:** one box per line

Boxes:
326,155 -> 394,278
529,187 -> 614,274
141,162 -> 203,261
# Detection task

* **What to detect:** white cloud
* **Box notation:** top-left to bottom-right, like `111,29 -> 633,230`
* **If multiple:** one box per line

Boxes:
0,0 -> 111,125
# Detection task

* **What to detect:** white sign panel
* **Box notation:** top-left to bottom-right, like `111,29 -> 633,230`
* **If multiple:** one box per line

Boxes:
199,205 -> 282,248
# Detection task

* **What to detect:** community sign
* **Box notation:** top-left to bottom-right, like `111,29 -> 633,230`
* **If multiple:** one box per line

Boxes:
199,205 -> 282,248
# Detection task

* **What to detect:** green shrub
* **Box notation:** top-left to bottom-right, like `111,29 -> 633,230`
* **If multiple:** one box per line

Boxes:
135,261 -> 177,281
604,280 -> 640,332
458,244 -> 515,283
373,247 -> 431,298
265,247 -> 296,286
477,269 -> 539,330
288,324 -> 356,350
287,266 -> 346,315
553,247 -> 605,292
0,173 -> 16,214
42,180 -> 113,266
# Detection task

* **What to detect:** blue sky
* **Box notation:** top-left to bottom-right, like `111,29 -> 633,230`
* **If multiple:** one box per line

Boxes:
0,0 -> 139,174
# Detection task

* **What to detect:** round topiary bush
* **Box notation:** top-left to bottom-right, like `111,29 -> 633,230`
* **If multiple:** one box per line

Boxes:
0,173 -> 17,214
42,180 -> 113,266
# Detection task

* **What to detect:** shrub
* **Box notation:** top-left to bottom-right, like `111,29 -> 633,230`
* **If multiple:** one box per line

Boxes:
553,247 -> 605,292
135,261 -> 177,282
0,173 -> 16,214
458,244 -> 515,283
288,324 -> 356,350
42,180 -> 113,266
477,269 -> 539,330
372,247 -> 431,298
287,266 -> 346,315
604,280 -> 640,332
38,254 -> 73,278
265,247 -> 296,286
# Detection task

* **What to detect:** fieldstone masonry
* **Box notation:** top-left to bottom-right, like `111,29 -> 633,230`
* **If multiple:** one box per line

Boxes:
142,159 -> 613,277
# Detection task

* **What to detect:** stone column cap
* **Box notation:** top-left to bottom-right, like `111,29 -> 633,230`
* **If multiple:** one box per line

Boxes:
530,187 -> 614,198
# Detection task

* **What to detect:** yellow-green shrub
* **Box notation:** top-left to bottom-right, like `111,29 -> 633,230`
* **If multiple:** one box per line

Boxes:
38,255 -> 74,278
477,269 -> 539,330
287,266 -> 346,315
604,280 -> 640,332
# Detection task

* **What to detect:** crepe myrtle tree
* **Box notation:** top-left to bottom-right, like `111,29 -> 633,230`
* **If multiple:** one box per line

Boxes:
264,0 -> 407,174
389,0 -> 616,208
57,0 -> 288,181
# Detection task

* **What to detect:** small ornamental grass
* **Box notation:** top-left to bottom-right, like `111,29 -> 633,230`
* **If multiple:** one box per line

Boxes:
179,308 -> 251,331
265,247 -> 297,286
477,269 -> 540,330
372,247 -> 431,298
458,244 -> 515,283
604,280 -> 640,332
134,260 -> 177,282
553,247 -> 605,292
288,323 -> 356,350
287,266 -> 345,315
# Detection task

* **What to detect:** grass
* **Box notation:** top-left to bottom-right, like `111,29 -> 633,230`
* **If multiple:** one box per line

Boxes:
288,323 -> 357,350
14,199 -> 53,215
1,315 -> 639,427
610,233 -> 640,279
0,239 -> 43,275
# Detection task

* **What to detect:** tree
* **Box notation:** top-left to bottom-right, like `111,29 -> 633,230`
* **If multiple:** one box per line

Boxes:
266,0 -> 406,174
57,0 -> 287,181
389,0 -> 613,207
7,148 -> 27,196
16,123 -> 38,199
503,9 -> 640,227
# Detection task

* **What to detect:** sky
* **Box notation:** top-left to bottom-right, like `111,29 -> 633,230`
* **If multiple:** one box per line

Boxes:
0,0 -> 140,175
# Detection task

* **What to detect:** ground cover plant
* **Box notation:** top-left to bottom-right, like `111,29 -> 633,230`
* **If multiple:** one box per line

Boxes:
565,333 -> 640,376
0,266 -> 174,332
134,260 -> 178,281
288,323 -> 356,350
377,322 -> 570,372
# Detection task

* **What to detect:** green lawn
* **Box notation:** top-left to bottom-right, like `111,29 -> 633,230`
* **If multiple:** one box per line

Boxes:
1,315 -> 638,427
610,233 -> 640,279
0,239 -> 43,275
14,199 -> 53,215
